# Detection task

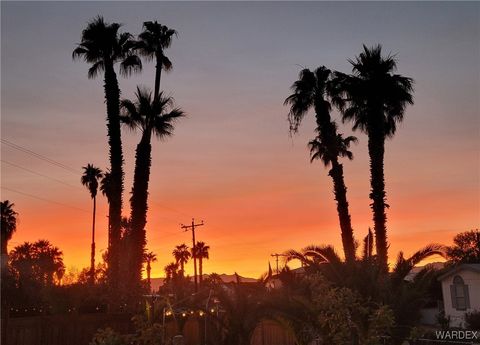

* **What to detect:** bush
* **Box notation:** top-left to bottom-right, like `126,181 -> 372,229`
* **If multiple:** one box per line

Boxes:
465,310 -> 480,329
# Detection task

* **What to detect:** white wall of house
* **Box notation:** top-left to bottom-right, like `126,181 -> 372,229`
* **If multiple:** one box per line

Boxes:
441,269 -> 480,328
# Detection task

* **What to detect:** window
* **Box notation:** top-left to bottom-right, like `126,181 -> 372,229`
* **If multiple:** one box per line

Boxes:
450,275 -> 470,311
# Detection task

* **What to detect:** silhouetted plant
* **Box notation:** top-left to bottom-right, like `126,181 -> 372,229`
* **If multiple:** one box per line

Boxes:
135,21 -> 177,97
285,66 -> 357,262
284,242 -> 445,344
330,45 -> 414,269
143,251 -> 157,292
10,240 -> 65,289
73,16 -> 142,290
446,229 -> 480,264
120,87 -> 184,295
172,243 -> 191,276
81,164 -> 103,284
193,241 -> 210,284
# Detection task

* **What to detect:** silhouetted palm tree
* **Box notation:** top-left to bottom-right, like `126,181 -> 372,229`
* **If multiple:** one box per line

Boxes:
73,16 -> 142,286
1,200 -> 17,344
193,241 -> 209,283
120,87 -> 184,291
81,164 -> 103,284
172,244 -> 190,276
331,45 -> 414,269
164,262 -> 178,282
143,251 -> 157,291
285,67 -> 357,262
1,200 -> 17,261
135,21 -> 177,97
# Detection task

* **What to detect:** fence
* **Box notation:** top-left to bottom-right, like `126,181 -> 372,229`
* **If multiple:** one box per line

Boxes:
4,314 -> 134,345
4,315 -> 295,345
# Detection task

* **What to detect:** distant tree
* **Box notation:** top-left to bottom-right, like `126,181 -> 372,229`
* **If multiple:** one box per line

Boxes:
120,87 -> 184,294
331,45 -> 414,269
164,262 -> 178,283
73,16 -> 142,288
81,164 -> 103,284
447,229 -> 480,264
135,21 -> 177,97
193,241 -> 210,283
362,228 -> 374,260
143,251 -> 157,291
285,67 -> 357,262
10,240 -> 65,288
1,200 -> 17,267
172,244 -> 190,276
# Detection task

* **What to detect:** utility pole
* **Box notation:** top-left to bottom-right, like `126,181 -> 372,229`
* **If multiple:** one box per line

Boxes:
270,253 -> 287,274
181,218 -> 204,292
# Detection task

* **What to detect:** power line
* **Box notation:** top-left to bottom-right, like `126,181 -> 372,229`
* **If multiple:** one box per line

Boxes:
1,139 -> 79,175
1,159 -> 79,189
1,186 -> 89,213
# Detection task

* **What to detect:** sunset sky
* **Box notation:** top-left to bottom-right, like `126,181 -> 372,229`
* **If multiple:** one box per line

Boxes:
1,2 -> 479,279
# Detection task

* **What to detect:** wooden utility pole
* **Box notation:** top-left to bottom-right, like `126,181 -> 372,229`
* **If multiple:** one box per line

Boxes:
270,253 -> 287,274
181,218 -> 204,292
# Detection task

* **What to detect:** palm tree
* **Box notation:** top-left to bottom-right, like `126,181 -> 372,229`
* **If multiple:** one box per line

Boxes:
81,164 -> 103,284
73,16 -> 142,287
331,45 -> 414,269
164,262 -> 178,282
120,87 -> 184,291
0,200 -> 16,345
193,241 -> 210,283
1,200 -> 17,262
135,21 -> 177,97
285,66 -> 357,262
143,251 -> 157,291
172,244 -> 191,276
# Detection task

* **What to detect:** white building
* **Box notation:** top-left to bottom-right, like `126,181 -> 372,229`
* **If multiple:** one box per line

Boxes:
438,264 -> 480,328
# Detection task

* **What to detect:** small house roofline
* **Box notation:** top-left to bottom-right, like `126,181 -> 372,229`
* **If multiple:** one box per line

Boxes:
437,263 -> 480,281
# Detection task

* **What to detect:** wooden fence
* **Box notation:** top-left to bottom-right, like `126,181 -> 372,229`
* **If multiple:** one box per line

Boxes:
3,315 -> 295,345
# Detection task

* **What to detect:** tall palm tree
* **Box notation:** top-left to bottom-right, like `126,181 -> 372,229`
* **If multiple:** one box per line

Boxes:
143,251 -> 157,291
1,200 -> 17,344
285,66 -> 357,262
1,200 -> 17,261
120,87 -> 184,291
135,21 -> 177,97
331,45 -> 414,269
172,244 -> 191,276
193,241 -> 210,283
81,164 -> 103,284
73,16 -> 142,287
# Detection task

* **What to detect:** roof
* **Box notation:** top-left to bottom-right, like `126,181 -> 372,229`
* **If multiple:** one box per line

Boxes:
437,264 -> 480,281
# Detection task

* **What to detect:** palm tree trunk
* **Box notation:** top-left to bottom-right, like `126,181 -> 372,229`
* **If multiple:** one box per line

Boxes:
90,196 -> 96,284
314,105 -> 356,263
129,131 -> 153,294
368,130 -> 388,270
329,159 -> 356,262
199,258 -> 203,284
154,53 -> 162,98
103,60 -> 124,293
